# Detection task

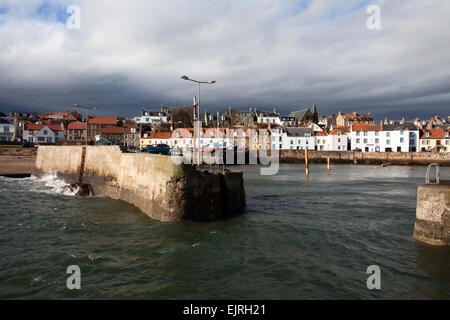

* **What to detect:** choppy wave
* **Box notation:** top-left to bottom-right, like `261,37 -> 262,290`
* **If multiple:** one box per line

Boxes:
20,173 -> 79,196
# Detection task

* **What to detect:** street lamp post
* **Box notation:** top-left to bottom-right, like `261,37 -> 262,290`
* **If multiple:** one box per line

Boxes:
74,104 -> 98,146
180,76 -> 216,166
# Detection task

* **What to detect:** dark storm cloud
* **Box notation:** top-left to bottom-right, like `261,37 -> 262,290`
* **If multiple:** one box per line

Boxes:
0,0 -> 449,120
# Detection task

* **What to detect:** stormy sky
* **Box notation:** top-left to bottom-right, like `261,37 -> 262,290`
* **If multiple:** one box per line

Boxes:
0,0 -> 449,120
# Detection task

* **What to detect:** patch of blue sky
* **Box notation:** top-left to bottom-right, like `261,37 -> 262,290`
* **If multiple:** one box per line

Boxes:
328,0 -> 374,20
0,7 -> 8,15
36,2 -> 70,24
288,0 -> 311,17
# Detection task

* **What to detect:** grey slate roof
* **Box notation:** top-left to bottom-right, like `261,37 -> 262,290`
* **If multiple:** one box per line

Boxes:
289,109 -> 311,122
286,127 -> 313,137
382,123 -> 419,131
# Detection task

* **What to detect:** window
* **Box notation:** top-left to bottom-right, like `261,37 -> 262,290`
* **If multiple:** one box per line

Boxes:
387,140 -> 391,145
363,139 -> 368,143
400,138 -> 404,143
400,131 -> 404,135
43,130 -> 48,135
364,132 -> 368,136
338,138 -> 341,142
3,126 -> 9,133
356,132 -> 360,136
386,132 -> 390,137
356,138 -> 360,143
375,139 -> 379,144
375,132 -> 379,136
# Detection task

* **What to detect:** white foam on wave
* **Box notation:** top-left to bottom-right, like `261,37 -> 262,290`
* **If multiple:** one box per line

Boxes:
29,172 -> 78,196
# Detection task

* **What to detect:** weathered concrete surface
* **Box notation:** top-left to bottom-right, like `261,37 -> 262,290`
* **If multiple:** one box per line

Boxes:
414,183 -> 450,246
34,146 -> 246,222
280,150 -> 450,166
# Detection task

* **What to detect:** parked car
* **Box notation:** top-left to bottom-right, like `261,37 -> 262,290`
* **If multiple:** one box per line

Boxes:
22,141 -> 34,148
146,144 -> 171,155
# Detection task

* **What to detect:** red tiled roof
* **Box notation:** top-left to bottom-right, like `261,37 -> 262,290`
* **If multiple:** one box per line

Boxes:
43,112 -> 77,121
315,131 -> 327,136
142,132 -> 171,139
333,126 -> 350,133
24,124 -> 62,131
101,126 -> 124,134
67,122 -> 86,130
342,113 -> 372,119
329,128 -> 348,135
48,125 -> 63,131
420,129 -> 445,139
89,117 -> 117,125
24,124 -> 45,131
351,123 -> 381,132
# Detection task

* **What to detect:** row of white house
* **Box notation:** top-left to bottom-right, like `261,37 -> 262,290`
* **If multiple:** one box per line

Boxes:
140,123 -> 424,153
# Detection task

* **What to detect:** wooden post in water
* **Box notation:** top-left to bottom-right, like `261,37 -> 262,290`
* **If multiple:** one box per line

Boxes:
305,148 -> 309,176
327,157 -> 330,171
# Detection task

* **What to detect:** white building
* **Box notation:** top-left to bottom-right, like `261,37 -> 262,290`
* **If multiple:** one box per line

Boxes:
0,117 -> 15,142
314,129 -> 349,151
255,111 -> 281,125
23,124 -> 64,144
280,116 -> 296,127
350,124 -> 382,152
140,132 -> 171,147
315,132 -> 328,151
285,127 -> 315,150
170,128 -> 237,151
135,110 -> 169,125
380,124 -> 420,152
327,128 -> 349,151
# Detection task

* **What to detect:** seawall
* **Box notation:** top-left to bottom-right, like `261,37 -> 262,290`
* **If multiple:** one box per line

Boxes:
414,183 -> 450,246
280,150 -> 450,166
34,146 -> 246,222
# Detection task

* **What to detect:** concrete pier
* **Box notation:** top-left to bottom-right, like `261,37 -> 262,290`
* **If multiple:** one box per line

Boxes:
414,182 -> 450,246
34,146 -> 246,222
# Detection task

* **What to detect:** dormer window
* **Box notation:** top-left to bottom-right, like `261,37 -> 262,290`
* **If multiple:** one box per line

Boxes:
426,132 -> 430,137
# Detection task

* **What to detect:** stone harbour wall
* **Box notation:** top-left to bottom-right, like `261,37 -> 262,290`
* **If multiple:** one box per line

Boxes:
280,150 -> 450,166
34,146 -> 246,222
414,183 -> 450,246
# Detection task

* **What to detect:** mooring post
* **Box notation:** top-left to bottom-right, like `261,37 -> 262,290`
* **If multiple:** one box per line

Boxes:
305,148 -> 309,176
327,157 -> 330,171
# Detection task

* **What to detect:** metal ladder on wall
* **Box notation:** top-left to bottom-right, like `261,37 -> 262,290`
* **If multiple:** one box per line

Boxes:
425,163 -> 440,184
78,146 -> 87,183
